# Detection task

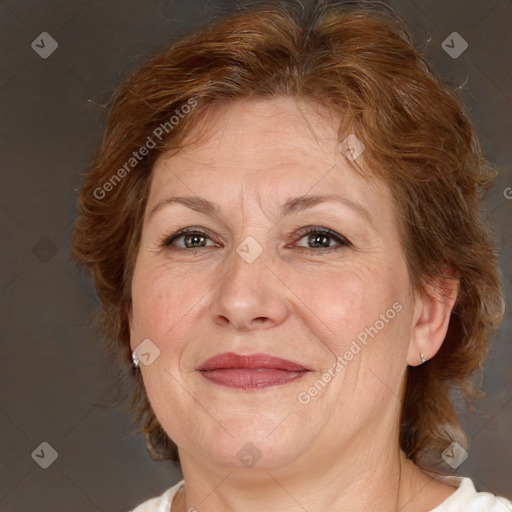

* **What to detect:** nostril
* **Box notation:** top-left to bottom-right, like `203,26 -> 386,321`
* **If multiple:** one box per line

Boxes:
253,316 -> 270,323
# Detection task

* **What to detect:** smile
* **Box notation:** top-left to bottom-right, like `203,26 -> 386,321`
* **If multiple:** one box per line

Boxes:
196,352 -> 311,390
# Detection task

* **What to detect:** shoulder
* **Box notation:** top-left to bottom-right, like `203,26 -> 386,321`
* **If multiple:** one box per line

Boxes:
128,480 -> 184,512
431,476 -> 512,512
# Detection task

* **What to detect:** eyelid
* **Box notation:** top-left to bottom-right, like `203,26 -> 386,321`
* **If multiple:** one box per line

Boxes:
162,226 -> 218,247
289,224 -> 351,242
161,225 -> 352,250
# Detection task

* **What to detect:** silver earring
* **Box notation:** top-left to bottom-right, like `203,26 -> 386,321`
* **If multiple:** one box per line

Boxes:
132,351 -> 139,368
420,352 -> 426,364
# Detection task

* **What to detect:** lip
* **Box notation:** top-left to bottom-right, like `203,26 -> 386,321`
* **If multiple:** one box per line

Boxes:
196,352 -> 310,371
196,352 -> 311,390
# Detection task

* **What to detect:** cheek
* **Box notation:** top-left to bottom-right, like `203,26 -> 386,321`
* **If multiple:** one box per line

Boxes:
288,260 -> 400,353
130,248 -> 410,363
130,262 -> 205,348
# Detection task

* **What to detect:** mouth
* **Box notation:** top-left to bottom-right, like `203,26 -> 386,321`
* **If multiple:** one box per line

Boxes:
196,352 -> 311,390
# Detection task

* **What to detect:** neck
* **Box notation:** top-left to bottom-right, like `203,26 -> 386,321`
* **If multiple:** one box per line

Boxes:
175,437 -> 417,512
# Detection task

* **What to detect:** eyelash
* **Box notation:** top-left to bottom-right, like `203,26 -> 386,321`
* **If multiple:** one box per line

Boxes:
161,226 -> 351,252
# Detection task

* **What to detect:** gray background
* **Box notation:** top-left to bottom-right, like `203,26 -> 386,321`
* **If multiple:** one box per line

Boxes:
1,0 -> 511,510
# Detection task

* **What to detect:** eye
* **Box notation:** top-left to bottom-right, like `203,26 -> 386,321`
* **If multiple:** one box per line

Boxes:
292,226 -> 351,251
162,227 -> 218,249
161,226 -> 351,252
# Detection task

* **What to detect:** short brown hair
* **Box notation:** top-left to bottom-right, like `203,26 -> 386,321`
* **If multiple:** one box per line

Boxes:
72,0 -> 504,466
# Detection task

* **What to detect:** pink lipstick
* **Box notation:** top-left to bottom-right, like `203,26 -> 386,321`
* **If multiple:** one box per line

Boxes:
196,352 -> 310,390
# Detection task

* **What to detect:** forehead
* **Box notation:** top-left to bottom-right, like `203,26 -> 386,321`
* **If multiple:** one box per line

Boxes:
148,97 -> 394,223
178,97 -> 341,160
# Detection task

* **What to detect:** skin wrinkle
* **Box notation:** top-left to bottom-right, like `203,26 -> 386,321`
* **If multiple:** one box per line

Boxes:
69,5 -> 506,508
129,97 -> 458,512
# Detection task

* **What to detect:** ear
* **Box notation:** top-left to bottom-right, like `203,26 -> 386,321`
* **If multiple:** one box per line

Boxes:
407,272 -> 459,366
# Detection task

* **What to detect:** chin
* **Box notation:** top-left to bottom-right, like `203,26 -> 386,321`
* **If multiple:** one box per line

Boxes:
186,420 -> 315,470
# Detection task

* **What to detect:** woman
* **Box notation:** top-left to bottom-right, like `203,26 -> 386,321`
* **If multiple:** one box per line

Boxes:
72,1 -> 511,510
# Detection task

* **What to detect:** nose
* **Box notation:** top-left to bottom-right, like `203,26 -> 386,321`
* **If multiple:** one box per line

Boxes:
209,238 -> 289,332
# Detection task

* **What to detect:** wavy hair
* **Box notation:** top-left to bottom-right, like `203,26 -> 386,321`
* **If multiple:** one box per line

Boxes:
72,0 -> 504,466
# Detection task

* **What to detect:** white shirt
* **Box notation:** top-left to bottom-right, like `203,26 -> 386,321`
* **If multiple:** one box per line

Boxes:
130,476 -> 512,512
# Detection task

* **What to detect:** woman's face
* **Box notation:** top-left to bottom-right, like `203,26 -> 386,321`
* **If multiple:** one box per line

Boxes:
130,97 -> 418,470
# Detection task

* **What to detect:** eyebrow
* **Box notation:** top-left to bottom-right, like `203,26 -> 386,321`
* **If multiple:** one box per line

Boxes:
148,193 -> 371,222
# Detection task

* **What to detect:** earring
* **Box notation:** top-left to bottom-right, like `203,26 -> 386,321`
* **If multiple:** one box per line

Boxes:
420,352 -> 426,364
132,351 -> 140,368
